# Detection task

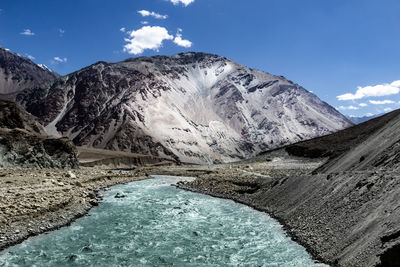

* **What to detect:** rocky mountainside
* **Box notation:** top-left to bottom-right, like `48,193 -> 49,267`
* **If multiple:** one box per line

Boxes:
275,109 -> 400,173
0,47 -> 59,100
246,108 -> 400,266
17,52 -> 352,164
0,100 -> 78,168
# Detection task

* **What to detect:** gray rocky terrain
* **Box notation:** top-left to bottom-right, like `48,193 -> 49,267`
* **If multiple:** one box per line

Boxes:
174,110 -> 400,267
0,99 -> 78,168
77,146 -> 175,168
16,52 -> 352,164
0,47 -> 58,100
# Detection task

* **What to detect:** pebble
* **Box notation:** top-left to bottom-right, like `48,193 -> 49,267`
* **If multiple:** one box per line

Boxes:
65,171 -> 76,179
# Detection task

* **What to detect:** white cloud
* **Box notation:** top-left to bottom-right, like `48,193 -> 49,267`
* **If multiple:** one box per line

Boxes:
54,57 -> 67,63
337,105 -> 359,111
120,27 -> 126,33
20,29 -> 35,36
369,100 -> 395,105
359,103 -> 368,107
59,29 -> 65,36
170,0 -> 195,6
138,10 -> 168,19
337,80 -> 400,101
384,107 -> 393,112
173,29 -> 192,48
25,54 -> 35,60
141,21 -> 149,25
123,26 -> 173,55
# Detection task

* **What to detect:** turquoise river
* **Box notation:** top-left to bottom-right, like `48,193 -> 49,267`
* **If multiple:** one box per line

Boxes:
0,175 -> 324,266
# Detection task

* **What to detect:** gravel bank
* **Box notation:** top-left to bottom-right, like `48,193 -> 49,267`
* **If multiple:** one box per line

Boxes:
174,163 -> 400,267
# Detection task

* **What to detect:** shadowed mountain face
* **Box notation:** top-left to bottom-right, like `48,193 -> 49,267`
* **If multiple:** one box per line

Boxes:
0,47 -> 59,100
278,109 -> 400,173
17,53 -> 352,164
257,109 -> 400,266
0,99 -> 78,169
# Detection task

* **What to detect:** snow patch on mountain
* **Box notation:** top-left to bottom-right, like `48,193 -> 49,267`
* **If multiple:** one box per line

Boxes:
37,64 -> 54,73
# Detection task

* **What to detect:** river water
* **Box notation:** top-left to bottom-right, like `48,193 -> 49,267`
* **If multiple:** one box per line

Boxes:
0,175 -> 321,266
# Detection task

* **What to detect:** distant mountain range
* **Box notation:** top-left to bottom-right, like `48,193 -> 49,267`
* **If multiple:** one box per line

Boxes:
347,113 -> 383,124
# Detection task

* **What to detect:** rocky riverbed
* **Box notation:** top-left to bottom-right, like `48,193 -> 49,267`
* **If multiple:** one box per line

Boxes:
1,154 -> 399,267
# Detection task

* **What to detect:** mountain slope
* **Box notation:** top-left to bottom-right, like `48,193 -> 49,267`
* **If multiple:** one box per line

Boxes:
0,99 -> 78,168
271,109 -> 400,172
0,47 -> 59,100
255,108 -> 400,266
17,52 -> 352,164
184,108 -> 400,266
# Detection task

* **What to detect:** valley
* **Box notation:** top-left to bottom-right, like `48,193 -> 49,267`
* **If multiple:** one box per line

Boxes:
0,48 -> 398,267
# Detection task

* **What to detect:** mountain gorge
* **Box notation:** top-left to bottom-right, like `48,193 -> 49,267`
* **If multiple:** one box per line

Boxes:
17,52 -> 352,164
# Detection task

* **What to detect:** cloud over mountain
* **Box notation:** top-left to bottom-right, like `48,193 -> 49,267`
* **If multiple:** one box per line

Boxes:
337,80 -> 400,101
123,26 -> 173,55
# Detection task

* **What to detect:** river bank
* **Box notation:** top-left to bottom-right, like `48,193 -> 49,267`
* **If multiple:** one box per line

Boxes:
0,167 -> 147,251
1,155 -> 398,266
1,175 -> 321,266
171,165 -> 399,267
0,158 -> 323,258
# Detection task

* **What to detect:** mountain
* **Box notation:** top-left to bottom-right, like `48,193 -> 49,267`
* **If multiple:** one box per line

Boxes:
347,113 -> 382,124
279,110 -> 400,172
0,47 -> 59,100
226,109 -> 400,266
17,52 -> 352,164
0,99 -> 78,168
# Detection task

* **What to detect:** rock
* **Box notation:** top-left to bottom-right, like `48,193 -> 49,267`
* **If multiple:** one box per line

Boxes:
65,171 -> 76,179
114,193 -> 126,199
89,200 -> 98,206
66,254 -> 78,262
87,192 -> 96,199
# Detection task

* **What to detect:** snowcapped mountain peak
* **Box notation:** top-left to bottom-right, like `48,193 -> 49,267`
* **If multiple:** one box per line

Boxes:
18,52 -> 352,164
37,64 -> 54,73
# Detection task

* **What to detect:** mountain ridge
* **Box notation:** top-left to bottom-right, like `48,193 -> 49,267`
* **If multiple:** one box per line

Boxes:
16,52 -> 352,164
0,47 -> 59,100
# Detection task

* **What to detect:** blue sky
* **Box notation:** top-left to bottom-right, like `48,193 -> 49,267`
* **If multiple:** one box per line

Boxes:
1,0 -> 400,117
